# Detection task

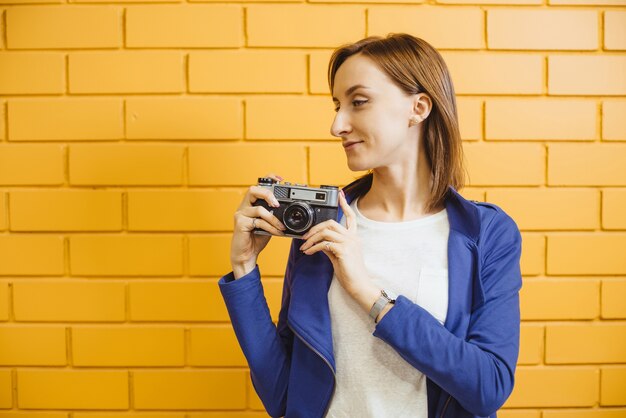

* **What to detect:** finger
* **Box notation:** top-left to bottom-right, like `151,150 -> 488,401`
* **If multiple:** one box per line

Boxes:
264,172 -> 284,181
241,206 -> 286,233
247,185 -> 280,208
301,219 -> 343,240
250,217 -> 286,236
302,230 -> 343,255
338,190 -> 355,230
300,229 -> 344,252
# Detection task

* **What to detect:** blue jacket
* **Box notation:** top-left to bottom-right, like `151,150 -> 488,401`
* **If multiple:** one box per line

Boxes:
219,185 -> 522,418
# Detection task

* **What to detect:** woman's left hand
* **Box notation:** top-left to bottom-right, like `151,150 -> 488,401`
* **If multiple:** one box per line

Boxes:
298,189 -> 368,295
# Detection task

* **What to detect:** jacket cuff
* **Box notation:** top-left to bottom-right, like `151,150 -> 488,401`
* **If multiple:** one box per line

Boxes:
218,264 -> 261,297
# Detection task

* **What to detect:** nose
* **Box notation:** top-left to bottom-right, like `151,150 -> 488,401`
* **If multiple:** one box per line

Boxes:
330,110 -> 351,138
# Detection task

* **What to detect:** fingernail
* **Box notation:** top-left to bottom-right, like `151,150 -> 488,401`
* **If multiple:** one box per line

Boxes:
273,199 -> 280,207
340,190 -> 345,198
277,175 -> 283,180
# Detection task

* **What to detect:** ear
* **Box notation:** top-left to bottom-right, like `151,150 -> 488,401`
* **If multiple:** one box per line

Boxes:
411,93 -> 432,121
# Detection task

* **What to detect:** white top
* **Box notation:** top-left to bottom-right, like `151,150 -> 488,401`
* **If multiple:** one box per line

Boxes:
324,195 -> 450,418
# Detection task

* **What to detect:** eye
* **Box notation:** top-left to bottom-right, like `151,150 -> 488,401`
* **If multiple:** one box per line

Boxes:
333,100 -> 368,112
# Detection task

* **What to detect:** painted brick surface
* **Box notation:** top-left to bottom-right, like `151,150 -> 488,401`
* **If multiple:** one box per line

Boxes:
1,2 -> 623,415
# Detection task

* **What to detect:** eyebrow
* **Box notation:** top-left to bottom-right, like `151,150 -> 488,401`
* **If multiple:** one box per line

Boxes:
332,84 -> 370,103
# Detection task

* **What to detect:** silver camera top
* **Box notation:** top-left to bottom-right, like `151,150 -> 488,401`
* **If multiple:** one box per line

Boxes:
258,177 -> 339,208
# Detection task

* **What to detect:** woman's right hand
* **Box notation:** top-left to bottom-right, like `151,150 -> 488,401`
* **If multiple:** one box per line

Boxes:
230,173 -> 288,279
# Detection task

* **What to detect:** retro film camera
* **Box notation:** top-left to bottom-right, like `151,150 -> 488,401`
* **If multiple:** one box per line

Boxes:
252,177 -> 340,239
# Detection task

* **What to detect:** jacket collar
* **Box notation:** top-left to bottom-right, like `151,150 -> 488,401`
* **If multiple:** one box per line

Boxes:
287,184 -> 483,370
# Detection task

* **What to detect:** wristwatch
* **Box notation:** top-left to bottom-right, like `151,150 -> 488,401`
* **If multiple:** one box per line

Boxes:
369,289 -> 398,323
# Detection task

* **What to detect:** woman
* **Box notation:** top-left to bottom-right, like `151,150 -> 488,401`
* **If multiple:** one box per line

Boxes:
219,33 -> 522,418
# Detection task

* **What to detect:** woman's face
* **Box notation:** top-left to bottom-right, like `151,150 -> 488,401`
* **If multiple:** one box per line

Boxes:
331,53 -> 419,172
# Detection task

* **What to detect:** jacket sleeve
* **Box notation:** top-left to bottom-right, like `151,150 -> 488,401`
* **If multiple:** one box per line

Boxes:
218,239 -> 299,417
372,209 -> 523,417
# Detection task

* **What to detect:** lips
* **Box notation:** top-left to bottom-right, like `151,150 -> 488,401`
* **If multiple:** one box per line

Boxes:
343,141 -> 363,149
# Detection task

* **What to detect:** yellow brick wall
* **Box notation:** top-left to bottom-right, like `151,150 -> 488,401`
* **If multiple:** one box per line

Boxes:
0,0 -> 624,415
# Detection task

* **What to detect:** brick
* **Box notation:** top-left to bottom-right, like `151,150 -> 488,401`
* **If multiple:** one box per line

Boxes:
498,411 -> 541,418
126,97 -> 242,140
6,6 -> 120,49
0,326 -> 65,365
603,189 -> 626,230
133,370 -> 246,409
548,144 -> 626,186
128,190 -> 237,231
601,367 -> 626,405
486,188 -> 599,231
69,144 -> 184,186
69,52 -> 184,94
520,279 -> 599,320
518,324 -> 543,365
188,325 -> 246,366
188,144 -> 307,185
602,279 -> 626,319
439,0 -> 540,4
521,233 -> 544,276
309,50 -> 333,94
10,190 -> 122,231
486,99 -> 596,140
488,9 -> 597,50
0,414 -> 68,418
13,281 -> 125,322
129,282 -> 226,321
74,414 -> 184,418
246,96 -> 334,140
188,235 -> 234,277
72,327 -> 184,366
504,367 -> 599,407
247,5 -> 364,48
0,100 -> 5,140
547,234 -> 626,275
126,5 -> 241,48
0,145 -> 63,185
457,98 -> 482,141
0,193 -> 5,230
0,370 -> 11,408
8,99 -> 123,141
545,410 -> 626,418
551,0 -> 626,6
442,52 -> 543,95
17,370 -> 128,409
247,374 -> 264,410
549,55 -> 626,96
0,11 -> 4,49
368,6 -> 484,49
190,50 -> 305,93
547,324 -> 626,364
191,413 -> 269,418
603,101 -> 626,140
463,143 -> 545,186
0,53 -> 64,94
309,143 -> 369,187
0,282 -> 7,321
0,235 -> 63,275
257,238 -> 292,278
605,11 -> 626,50
70,235 -> 183,277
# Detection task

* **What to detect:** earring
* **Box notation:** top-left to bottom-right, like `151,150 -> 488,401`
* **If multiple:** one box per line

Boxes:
409,116 -> 421,127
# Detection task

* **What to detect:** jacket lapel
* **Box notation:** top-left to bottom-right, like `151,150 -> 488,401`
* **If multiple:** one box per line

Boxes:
287,185 -> 483,368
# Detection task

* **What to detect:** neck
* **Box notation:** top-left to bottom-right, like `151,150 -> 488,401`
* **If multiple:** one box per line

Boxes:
357,147 -> 438,222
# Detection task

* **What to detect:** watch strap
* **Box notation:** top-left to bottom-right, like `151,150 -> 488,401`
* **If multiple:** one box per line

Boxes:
369,289 -> 397,323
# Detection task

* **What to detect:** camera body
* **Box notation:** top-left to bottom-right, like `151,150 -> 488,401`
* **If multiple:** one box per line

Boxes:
252,177 -> 340,239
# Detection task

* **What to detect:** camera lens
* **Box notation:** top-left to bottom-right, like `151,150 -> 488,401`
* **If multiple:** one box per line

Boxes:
283,202 -> 314,233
